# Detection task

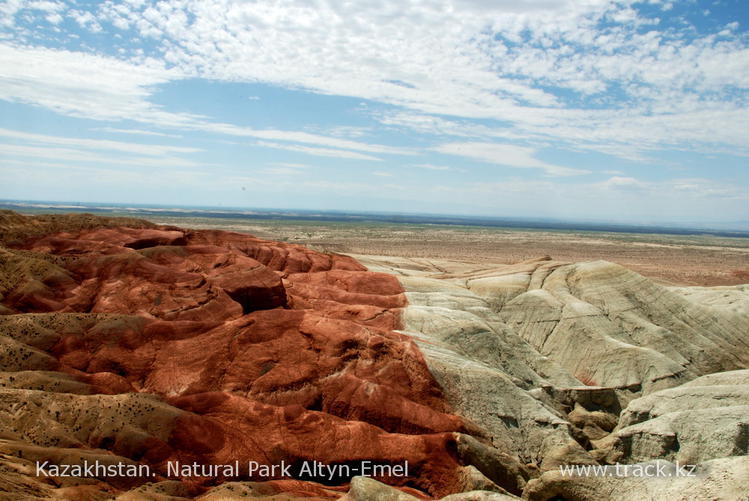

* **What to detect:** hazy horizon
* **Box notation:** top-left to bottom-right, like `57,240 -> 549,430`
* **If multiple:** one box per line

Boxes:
3,198 -> 749,234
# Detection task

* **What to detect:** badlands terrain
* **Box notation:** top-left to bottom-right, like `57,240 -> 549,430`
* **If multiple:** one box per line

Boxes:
0,210 -> 747,500
142,215 -> 749,287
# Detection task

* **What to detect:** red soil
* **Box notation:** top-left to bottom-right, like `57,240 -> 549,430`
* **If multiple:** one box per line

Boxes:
4,225 -> 470,497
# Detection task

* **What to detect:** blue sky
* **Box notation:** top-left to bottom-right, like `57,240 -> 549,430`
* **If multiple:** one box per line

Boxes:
0,0 -> 747,225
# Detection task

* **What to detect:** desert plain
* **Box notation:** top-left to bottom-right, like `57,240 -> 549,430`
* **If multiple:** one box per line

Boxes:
143,215 -> 749,287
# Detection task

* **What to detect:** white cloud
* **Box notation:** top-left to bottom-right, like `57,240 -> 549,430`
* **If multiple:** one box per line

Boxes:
593,176 -> 749,200
435,142 -> 590,176
91,0 -> 745,115
2,0 -> 749,168
414,175 -> 749,221
272,162 -> 309,169
0,43 -> 185,122
666,178 -> 749,200
45,12 -> 62,24
262,166 -> 306,176
95,127 -> 181,138
255,141 -> 382,161
599,176 -> 649,191
0,128 -> 198,156
0,143 -> 200,168
323,126 -> 373,139
414,163 -> 452,171
206,123 -> 414,156
0,43 -> 416,161
0,127 -> 201,169
69,10 -> 102,32
25,1 -> 64,13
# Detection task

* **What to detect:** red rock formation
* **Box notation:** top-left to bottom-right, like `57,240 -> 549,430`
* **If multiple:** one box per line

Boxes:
2,222 -> 472,498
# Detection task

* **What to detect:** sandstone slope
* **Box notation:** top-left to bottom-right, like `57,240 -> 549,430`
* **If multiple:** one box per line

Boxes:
355,253 -> 749,500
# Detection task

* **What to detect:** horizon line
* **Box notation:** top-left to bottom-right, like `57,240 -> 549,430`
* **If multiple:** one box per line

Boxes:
2,199 -> 749,238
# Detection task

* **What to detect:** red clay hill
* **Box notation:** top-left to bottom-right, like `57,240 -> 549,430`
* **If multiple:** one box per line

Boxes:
0,211 -> 516,499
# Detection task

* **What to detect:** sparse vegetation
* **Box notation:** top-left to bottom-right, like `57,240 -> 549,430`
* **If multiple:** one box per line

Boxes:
142,215 -> 749,287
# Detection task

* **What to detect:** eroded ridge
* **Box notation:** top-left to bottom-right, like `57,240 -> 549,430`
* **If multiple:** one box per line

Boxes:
0,212 -> 506,500
356,254 -> 749,500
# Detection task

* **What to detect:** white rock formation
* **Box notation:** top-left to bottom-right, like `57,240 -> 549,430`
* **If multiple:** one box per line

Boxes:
355,254 -> 749,499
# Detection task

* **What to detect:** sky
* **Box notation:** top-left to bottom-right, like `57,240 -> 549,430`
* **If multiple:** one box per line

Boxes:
0,0 -> 748,225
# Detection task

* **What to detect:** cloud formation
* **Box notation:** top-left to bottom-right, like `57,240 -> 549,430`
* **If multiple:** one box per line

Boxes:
0,0 -> 747,222
435,142 -> 590,176
2,1 -> 748,160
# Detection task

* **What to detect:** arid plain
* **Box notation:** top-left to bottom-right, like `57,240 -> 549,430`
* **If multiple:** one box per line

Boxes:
144,216 -> 749,287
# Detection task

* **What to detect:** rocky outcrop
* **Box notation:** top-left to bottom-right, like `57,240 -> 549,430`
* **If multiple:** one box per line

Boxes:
498,260 -> 749,393
602,370 -> 749,465
523,456 -> 749,501
357,254 -> 749,395
340,476 -> 520,501
0,213 -> 478,499
356,253 -> 749,500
